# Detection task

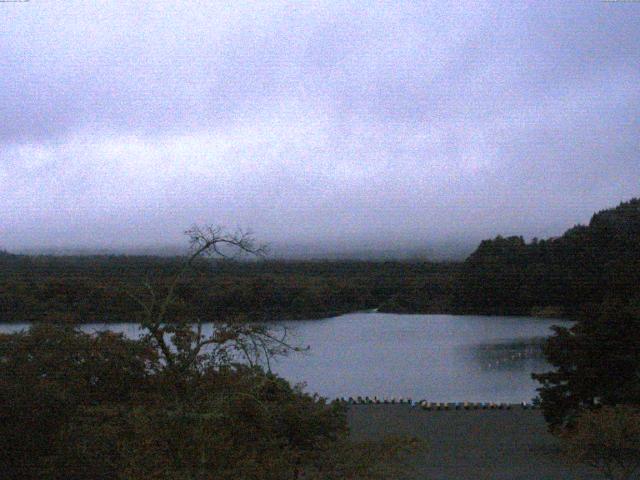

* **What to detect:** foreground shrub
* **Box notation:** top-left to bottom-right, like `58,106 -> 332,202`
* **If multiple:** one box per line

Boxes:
0,325 -> 417,479
560,405 -> 640,480
533,302 -> 640,428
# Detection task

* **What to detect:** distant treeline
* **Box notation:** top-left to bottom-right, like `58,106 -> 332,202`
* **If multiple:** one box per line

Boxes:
1,198 -> 638,323
0,252 -> 458,323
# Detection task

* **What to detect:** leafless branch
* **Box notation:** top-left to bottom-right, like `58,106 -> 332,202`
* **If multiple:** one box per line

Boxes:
126,224 -> 296,374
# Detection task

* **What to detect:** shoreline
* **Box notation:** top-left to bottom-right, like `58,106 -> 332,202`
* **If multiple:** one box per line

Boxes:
0,309 -> 571,325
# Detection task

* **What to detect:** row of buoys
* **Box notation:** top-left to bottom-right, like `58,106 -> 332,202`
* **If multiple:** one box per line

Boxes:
335,398 -> 539,409
334,396 -> 413,405
416,401 -> 539,410
335,397 -> 539,410
417,401 -> 512,410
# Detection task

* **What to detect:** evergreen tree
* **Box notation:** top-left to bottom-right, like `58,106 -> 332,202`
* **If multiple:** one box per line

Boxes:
533,302 -> 640,428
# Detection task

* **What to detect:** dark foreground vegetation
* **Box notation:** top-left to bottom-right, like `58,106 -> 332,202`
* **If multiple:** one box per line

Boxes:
1,198 -> 639,324
0,227 -> 417,479
0,324 -> 417,479
532,301 -> 640,479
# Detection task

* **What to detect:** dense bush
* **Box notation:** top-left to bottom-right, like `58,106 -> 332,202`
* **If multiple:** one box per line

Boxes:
533,302 -> 640,428
0,324 -> 416,479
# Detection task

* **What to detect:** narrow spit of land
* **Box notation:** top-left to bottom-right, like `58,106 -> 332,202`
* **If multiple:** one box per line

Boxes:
347,405 -> 604,480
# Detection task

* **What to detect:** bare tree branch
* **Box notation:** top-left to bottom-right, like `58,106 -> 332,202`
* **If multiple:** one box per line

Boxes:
126,224 -> 295,374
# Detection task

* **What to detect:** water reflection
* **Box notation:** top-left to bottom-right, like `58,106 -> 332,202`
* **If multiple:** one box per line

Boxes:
0,313 -> 571,402
271,313 -> 570,402
465,337 -> 547,371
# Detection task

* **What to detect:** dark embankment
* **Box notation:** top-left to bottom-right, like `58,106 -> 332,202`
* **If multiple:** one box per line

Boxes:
348,404 -> 602,479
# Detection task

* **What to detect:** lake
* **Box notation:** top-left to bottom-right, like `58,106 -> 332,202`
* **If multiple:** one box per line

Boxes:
0,313 -> 570,403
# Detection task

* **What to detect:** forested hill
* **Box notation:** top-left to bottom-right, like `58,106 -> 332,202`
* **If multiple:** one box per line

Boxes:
453,198 -> 640,317
1,199 -> 638,323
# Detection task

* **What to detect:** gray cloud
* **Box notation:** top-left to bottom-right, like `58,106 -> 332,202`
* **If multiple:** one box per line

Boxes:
1,1 -> 639,253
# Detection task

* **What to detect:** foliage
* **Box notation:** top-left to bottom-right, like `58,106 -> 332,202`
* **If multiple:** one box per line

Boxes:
0,324 -> 156,479
0,255 -> 457,324
560,405 -> 640,480
0,324 -> 418,479
455,198 -> 640,316
0,226 -> 418,479
532,302 -> 640,428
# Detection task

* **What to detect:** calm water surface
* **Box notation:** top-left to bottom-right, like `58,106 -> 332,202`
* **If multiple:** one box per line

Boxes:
1,313 -> 571,403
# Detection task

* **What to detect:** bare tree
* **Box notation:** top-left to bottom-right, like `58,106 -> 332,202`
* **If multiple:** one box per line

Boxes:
127,225 -> 300,372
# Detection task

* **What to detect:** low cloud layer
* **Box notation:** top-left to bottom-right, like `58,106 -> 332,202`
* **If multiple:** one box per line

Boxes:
1,1 -> 639,253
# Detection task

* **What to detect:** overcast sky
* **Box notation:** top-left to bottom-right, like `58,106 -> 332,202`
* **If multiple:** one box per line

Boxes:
1,1 -> 639,254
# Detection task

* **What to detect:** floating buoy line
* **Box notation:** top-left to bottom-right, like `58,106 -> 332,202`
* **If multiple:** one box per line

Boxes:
333,397 -> 539,410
